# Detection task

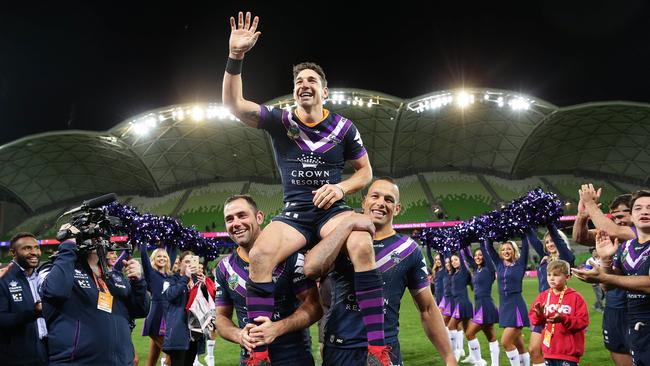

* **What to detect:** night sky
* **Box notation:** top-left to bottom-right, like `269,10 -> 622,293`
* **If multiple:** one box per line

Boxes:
1,0 -> 648,145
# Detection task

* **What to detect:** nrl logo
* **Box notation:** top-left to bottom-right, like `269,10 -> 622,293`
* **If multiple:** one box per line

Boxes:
297,153 -> 323,168
287,126 -> 300,140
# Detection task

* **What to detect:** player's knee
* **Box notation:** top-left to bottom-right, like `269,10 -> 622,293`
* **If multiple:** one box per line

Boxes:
248,243 -> 276,269
346,231 -> 373,256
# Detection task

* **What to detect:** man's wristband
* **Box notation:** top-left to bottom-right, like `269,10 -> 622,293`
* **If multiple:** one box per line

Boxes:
335,184 -> 346,196
226,57 -> 243,75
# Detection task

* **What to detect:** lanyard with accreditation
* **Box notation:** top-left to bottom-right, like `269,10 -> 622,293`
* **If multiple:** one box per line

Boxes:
92,269 -> 114,313
543,287 -> 566,348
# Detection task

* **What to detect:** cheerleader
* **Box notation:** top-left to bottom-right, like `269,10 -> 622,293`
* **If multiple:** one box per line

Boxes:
464,242 -> 500,366
448,250 -> 474,362
526,225 -> 574,366
140,243 -> 177,366
484,237 -> 531,366
432,253 -> 445,305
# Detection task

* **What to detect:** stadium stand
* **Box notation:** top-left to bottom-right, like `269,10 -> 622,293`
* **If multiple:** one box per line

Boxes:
248,182 -> 285,225
129,190 -> 186,216
393,175 -> 433,223
482,176 -> 544,202
177,181 -> 245,232
423,172 -> 495,219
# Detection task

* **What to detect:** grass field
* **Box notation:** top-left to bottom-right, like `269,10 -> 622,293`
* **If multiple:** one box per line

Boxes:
131,278 -> 612,365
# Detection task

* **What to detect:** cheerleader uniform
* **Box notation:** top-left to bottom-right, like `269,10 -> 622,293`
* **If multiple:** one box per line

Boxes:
451,249 -> 474,319
465,242 -> 499,325
141,243 -> 177,337
484,236 -> 530,328
433,266 -> 445,305
527,225 -> 575,333
441,265 -> 454,317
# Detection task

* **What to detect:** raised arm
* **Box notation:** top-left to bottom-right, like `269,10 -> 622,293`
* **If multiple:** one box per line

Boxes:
165,243 -> 177,269
480,239 -> 497,272
518,234 -> 530,267
525,228 -> 544,258
222,11 -> 263,128
39,241 -> 77,301
547,223 -> 575,265
482,239 -> 500,268
461,245 -> 477,271
139,242 -> 154,281
458,246 -> 474,273
581,184 -> 635,241
572,197 -> 597,245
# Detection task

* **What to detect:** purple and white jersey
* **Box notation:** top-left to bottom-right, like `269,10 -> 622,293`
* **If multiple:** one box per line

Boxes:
258,105 -> 367,204
613,238 -> 650,322
325,233 -> 430,348
215,251 -> 315,364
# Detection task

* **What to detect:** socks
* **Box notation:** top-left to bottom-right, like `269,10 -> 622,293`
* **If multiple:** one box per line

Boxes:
468,338 -> 482,362
457,331 -> 465,354
246,281 -> 276,352
449,330 -> 458,351
506,349 -> 520,366
489,341 -> 500,366
520,352 -> 530,366
206,339 -> 215,358
354,269 -> 385,346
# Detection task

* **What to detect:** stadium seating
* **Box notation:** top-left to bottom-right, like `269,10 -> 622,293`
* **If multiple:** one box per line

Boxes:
3,208 -> 62,240
248,183 -> 285,224
177,181 -> 245,232
423,172 -> 496,219
129,190 -> 186,216
483,175 -> 544,202
393,175 -> 433,223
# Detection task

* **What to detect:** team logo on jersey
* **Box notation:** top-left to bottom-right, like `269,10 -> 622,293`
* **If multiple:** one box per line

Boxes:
12,293 -> 23,302
287,126 -> 300,139
353,129 -> 364,147
390,251 -> 402,264
9,280 -> 18,288
297,153 -> 323,168
228,273 -> 239,290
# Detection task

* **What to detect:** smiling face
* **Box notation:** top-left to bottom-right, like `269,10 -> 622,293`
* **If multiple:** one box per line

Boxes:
434,254 -> 442,268
11,236 -> 41,271
631,196 -> 650,230
611,203 -> 632,226
362,179 -> 401,230
293,68 -> 328,110
474,249 -> 484,266
151,248 -> 170,273
544,235 -> 557,255
224,198 -> 264,249
499,241 -> 519,263
451,254 -> 461,269
444,257 -> 451,272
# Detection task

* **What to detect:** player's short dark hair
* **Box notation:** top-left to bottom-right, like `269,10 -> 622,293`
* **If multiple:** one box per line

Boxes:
224,194 -> 259,213
10,232 -> 37,249
609,193 -> 632,211
374,176 -> 396,184
293,62 -> 327,87
630,190 -> 650,209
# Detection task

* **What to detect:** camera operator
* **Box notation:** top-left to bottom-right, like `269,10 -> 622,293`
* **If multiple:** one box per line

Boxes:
38,223 -> 150,365
0,232 -> 48,366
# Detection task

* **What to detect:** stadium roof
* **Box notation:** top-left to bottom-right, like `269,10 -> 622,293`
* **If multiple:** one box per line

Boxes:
2,88 -> 649,212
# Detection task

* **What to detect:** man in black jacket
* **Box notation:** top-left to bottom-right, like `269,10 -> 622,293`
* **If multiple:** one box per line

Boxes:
0,232 -> 48,366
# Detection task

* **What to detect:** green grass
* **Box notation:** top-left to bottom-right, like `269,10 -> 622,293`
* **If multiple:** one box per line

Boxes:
131,278 -> 611,365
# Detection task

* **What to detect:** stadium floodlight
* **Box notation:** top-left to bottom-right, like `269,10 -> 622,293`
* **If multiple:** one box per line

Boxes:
456,91 -> 473,108
132,122 -> 150,136
176,108 -> 186,121
509,97 -> 530,111
497,97 -> 504,107
191,106 -> 205,121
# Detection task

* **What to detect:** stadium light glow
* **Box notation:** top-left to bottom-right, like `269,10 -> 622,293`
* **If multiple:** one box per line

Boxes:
497,97 -> 504,107
132,122 -> 150,136
191,106 -> 205,121
508,97 -> 530,111
456,91 -> 473,108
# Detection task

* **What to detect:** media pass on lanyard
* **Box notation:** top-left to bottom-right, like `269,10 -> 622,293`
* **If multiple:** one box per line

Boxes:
93,271 -> 113,313
543,288 -> 566,348
542,327 -> 552,348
